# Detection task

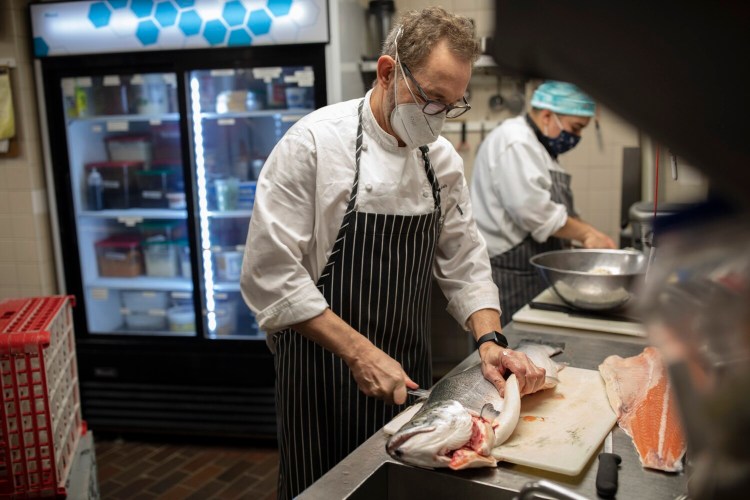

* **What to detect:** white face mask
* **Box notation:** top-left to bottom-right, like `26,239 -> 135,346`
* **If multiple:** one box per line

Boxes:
389,34 -> 446,149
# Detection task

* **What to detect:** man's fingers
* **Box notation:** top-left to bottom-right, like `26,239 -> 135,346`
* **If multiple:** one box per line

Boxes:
405,374 -> 419,390
393,383 -> 407,405
491,376 -> 506,397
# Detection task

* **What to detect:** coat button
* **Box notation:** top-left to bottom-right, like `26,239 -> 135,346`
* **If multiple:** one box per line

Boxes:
422,191 -> 430,198
361,143 -> 368,151
365,183 -> 373,192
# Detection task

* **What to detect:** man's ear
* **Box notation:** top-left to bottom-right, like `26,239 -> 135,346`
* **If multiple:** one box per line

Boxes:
375,55 -> 397,89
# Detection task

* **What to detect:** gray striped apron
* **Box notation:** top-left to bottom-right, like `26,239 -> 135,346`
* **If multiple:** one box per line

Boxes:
272,100 -> 442,499
491,169 -> 576,325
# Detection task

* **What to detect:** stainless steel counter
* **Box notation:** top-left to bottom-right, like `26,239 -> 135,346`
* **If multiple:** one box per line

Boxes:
299,322 -> 688,499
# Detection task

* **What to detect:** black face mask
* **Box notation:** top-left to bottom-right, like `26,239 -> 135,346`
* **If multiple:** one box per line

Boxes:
544,114 -> 581,155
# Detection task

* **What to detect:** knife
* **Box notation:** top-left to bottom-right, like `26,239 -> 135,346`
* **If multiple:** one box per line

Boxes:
596,429 -> 622,498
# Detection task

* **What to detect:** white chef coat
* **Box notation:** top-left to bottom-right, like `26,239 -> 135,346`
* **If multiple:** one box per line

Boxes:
470,115 -> 569,257
241,90 -> 500,334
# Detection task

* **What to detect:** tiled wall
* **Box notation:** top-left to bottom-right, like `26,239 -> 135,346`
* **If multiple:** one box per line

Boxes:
0,0 -> 58,300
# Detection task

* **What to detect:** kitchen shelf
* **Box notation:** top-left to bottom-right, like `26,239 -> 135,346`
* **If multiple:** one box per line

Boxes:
212,282 -> 241,292
88,276 -> 193,292
199,109 -> 313,120
96,328 -> 195,337
80,209 -> 188,220
67,113 -> 180,124
207,210 -> 252,219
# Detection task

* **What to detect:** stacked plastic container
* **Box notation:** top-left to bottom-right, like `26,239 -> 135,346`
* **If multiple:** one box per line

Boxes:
0,296 -> 85,498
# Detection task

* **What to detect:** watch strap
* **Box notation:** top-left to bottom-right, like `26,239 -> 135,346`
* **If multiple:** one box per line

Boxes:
476,331 -> 509,349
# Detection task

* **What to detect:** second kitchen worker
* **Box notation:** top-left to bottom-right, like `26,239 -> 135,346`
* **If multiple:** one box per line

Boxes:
240,7 -> 546,499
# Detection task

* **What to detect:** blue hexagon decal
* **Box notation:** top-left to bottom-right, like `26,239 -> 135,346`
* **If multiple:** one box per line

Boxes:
130,0 -> 154,19
106,0 -> 128,8
136,19 -> 160,45
222,1 -> 247,27
174,0 -> 195,6
178,9 -> 202,36
203,20 -> 228,46
33,37 -> 49,57
227,29 -> 252,47
247,9 -> 272,36
88,2 -> 112,28
155,1 -> 178,27
267,0 -> 293,17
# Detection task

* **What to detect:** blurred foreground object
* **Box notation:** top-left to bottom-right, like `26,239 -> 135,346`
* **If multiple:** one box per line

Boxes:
492,1 -> 750,210
636,211 -> 750,499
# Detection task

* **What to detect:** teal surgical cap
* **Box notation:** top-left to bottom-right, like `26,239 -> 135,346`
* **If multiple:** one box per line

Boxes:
530,81 -> 596,117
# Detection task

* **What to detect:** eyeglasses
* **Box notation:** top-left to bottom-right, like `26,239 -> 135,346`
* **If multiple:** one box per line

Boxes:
401,63 -> 471,119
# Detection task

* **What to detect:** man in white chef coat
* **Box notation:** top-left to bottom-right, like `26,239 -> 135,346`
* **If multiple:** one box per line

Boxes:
241,7 -> 546,499
471,81 -> 616,325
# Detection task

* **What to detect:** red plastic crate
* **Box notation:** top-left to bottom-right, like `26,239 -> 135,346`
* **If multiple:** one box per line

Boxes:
0,296 -> 85,498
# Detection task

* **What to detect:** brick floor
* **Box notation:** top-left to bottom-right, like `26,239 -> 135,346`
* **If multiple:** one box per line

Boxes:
95,437 -> 278,499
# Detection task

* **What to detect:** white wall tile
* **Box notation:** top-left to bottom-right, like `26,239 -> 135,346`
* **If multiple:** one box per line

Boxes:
9,191 -> 33,215
0,263 -> 18,286
13,239 -> 39,263
0,238 -> 14,262
0,286 -> 21,301
11,214 -> 35,239
16,263 -> 41,287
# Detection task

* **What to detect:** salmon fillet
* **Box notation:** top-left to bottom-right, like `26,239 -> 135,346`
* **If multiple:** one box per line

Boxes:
599,347 -> 687,472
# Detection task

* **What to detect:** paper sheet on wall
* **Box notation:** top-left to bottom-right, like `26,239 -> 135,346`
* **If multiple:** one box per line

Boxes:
0,67 -> 16,149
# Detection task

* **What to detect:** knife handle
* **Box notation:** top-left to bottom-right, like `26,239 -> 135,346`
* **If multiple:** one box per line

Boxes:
596,452 -> 621,498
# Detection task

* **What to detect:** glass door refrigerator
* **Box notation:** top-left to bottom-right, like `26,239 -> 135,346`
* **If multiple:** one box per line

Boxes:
31,0 -> 328,438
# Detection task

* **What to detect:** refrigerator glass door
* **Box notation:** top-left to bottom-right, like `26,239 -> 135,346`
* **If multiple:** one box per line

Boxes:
189,66 -> 316,339
62,72 -> 197,337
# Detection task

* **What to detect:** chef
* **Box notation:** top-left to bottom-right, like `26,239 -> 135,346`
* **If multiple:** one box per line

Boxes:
240,7 -> 546,499
471,81 -> 616,325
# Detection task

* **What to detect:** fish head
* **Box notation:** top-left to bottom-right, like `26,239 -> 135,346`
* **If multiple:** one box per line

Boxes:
386,400 -> 473,468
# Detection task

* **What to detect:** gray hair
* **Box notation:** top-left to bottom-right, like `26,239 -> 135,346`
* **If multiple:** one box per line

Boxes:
381,6 -> 481,72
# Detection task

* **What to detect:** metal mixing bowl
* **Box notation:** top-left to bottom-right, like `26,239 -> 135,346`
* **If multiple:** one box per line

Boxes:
529,249 -> 647,311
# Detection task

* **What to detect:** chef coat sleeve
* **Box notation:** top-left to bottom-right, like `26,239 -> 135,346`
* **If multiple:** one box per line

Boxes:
494,141 -> 568,243
433,161 -> 501,329
240,128 -> 328,333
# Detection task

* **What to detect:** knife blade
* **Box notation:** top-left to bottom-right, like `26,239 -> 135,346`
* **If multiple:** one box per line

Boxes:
529,301 -> 640,323
596,429 -> 622,498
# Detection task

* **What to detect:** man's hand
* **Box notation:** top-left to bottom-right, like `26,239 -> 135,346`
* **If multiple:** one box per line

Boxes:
292,309 -> 418,405
479,342 -> 546,397
344,338 -> 418,405
581,228 -> 616,249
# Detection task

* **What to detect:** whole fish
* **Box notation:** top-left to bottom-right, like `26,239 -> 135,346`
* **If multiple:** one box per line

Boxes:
386,340 -> 563,469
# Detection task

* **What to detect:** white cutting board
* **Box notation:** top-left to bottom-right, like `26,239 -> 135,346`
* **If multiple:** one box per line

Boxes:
512,289 -> 646,337
491,366 -> 616,475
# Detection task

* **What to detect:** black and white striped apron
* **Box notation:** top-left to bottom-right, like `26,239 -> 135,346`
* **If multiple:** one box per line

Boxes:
491,169 -> 576,325
272,100 -> 442,499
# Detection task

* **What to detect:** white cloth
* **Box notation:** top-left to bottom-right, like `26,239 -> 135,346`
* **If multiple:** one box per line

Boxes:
241,91 -> 499,334
470,115 -> 569,257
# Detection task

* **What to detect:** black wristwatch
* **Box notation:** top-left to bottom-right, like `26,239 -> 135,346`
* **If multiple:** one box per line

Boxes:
476,331 -> 509,349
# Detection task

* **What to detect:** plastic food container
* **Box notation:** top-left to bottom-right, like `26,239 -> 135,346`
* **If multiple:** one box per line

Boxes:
237,181 -> 256,210
168,305 -> 195,332
214,298 -> 238,336
106,135 -> 152,166
166,192 -> 186,209
121,290 -> 169,313
138,220 -> 186,243
177,240 -> 191,278
135,166 -> 181,208
143,240 -> 179,277
95,235 -> 143,277
85,161 -> 143,209
123,311 -> 167,331
215,250 -> 243,281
